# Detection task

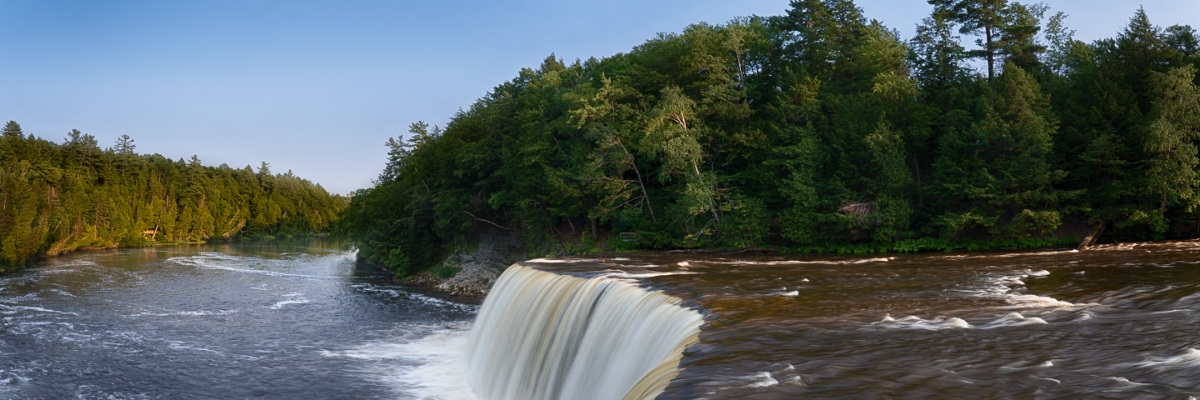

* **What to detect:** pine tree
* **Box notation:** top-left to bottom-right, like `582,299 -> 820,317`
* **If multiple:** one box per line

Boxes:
951,0 -> 1009,82
2,121 -> 23,139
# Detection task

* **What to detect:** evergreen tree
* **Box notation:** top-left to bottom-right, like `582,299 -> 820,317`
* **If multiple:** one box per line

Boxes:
911,3 -> 969,89
934,62 -> 1065,237
329,3 -> 1200,270
2,121 -> 22,139
114,134 -> 136,155
0,124 -> 346,271
998,2 -> 1047,71
950,0 -> 1009,81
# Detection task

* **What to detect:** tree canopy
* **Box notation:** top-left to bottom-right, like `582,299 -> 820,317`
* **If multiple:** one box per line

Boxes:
0,124 -> 347,271
338,1 -> 1200,275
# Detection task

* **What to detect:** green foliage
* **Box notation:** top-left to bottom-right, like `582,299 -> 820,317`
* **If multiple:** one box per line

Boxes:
339,2 -> 1200,264
933,62 -> 1071,238
717,194 -> 769,249
432,266 -> 461,279
0,125 -> 346,271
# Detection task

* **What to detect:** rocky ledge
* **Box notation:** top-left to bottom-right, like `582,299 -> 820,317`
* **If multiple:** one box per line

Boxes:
405,233 -> 525,298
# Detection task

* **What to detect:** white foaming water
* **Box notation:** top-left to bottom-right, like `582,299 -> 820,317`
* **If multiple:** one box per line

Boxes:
974,268 -> 1095,309
1132,348 -> 1200,370
0,304 -> 77,315
269,299 -> 309,309
688,367 -> 802,399
1108,377 -> 1151,386
875,312 -> 1047,331
1072,309 -> 1095,321
596,270 -> 698,279
1033,376 -> 1061,384
524,258 -> 604,264
167,254 -> 328,279
466,265 -> 703,400
322,325 -> 479,399
980,312 -> 1048,328
741,371 -> 779,388
874,315 -> 971,330
1005,294 -> 1077,308
129,309 -> 238,317
351,283 -> 480,313
46,289 -> 75,297
705,257 -> 891,266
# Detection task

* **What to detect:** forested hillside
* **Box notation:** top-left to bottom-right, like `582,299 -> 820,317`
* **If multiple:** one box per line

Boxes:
0,122 -> 346,271
343,0 -> 1200,276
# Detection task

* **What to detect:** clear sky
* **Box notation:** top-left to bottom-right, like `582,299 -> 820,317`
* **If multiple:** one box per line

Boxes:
2,1 -> 1197,194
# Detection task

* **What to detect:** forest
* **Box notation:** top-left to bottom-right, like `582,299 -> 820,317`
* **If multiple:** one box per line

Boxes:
344,0 -> 1200,276
0,121 -> 347,271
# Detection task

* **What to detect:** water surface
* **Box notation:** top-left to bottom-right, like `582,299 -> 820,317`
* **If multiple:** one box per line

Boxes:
6,240 -> 1200,399
0,240 -> 476,399
524,241 -> 1200,399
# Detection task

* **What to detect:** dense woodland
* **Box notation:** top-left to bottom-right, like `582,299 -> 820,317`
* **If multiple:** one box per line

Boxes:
346,0 -> 1200,276
0,122 -> 347,271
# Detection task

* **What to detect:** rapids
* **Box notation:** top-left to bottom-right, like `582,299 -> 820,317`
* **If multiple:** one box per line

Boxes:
6,239 -> 1200,398
509,241 -> 1200,399
0,240 -> 479,399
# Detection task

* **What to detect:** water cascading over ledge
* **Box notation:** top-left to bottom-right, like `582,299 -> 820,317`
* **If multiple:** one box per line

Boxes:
465,264 -> 704,400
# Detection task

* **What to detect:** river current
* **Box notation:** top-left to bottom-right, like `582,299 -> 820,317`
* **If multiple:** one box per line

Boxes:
0,240 -> 478,399
4,240 -> 1200,399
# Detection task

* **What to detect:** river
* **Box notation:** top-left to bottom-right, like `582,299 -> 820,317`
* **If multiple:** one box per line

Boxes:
0,240 -> 477,399
4,240 -> 1200,399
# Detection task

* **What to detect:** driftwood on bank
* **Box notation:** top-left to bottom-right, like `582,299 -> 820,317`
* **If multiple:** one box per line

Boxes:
1077,222 -> 1106,250
837,201 -> 876,218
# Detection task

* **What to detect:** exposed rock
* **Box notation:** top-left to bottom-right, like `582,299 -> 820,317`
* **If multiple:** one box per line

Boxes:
417,234 -> 525,297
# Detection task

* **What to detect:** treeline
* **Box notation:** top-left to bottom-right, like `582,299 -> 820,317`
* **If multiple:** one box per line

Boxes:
343,0 -> 1200,275
0,122 -> 347,271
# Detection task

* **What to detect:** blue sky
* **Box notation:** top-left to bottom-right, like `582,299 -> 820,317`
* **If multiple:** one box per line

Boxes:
2,0 -> 1197,194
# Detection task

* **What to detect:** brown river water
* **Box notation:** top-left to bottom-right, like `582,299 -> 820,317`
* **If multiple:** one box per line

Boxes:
522,241 -> 1200,399
4,239 -> 1200,399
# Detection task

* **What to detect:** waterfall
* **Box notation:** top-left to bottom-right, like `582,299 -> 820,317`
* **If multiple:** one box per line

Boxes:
465,264 -> 703,400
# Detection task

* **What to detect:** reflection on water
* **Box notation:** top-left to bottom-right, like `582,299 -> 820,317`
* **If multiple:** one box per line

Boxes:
0,239 -> 477,399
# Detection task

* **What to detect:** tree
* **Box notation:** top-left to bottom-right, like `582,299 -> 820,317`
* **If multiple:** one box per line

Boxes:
1042,11 -> 1076,74
998,2 -> 1047,71
1165,25 -> 1199,58
646,86 -> 720,225
863,123 -> 914,241
1143,65 -> 1200,212
950,0 -> 1009,81
0,120 -> 344,270
779,0 -> 870,85
911,3 -> 969,89
2,121 -> 23,139
114,134 -> 136,155
934,62 -> 1065,237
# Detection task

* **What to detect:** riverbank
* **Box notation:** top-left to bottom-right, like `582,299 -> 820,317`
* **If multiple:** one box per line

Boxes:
0,233 -> 338,274
398,234 -> 527,298
402,228 -> 1147,298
